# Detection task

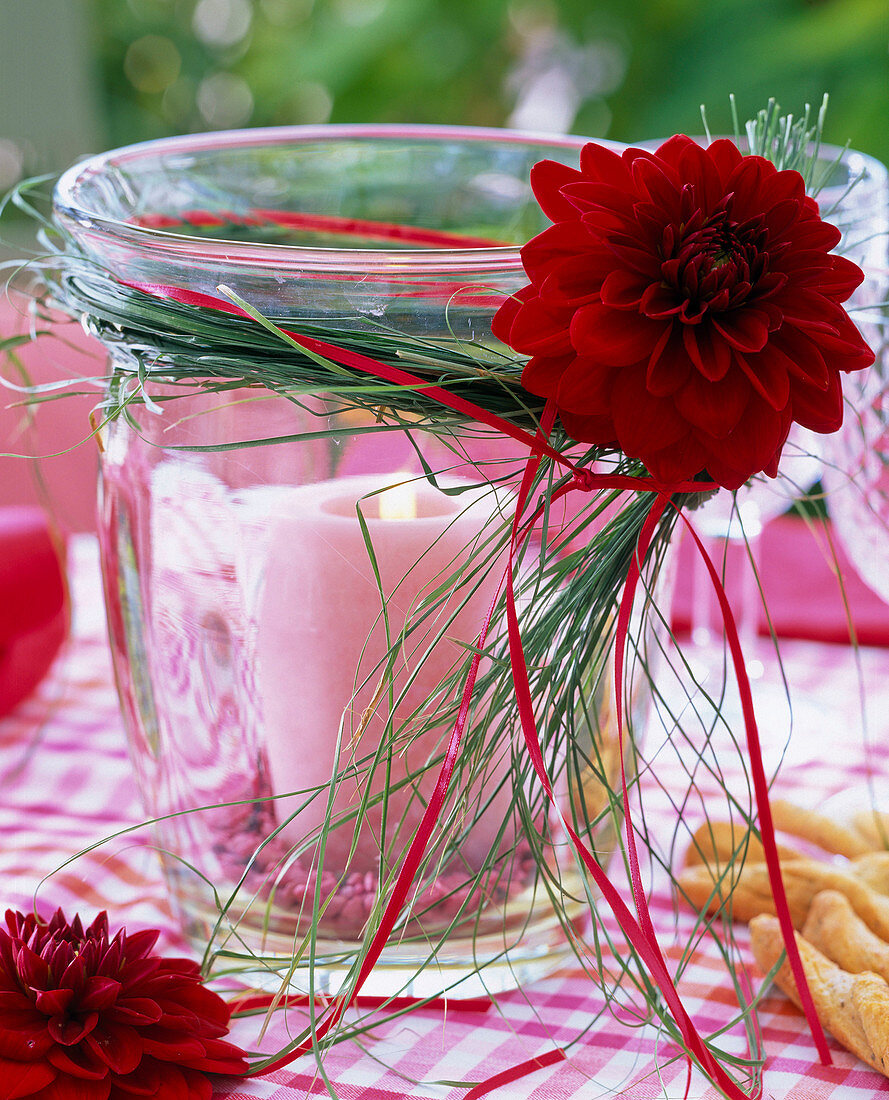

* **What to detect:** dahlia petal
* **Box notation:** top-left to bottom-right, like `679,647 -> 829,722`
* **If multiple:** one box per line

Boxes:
755,300 -> 786,331
630,202 -> 671,244
675,367 -> 750,435
120,930 -> 161,961
38,1075 -> 113,1100
85,1021 -> 144,1075
111,997 -> 163,1026
152,1004 -> 200,1030
106,1057 -> 162,1097
559,181 -> 636,218
35,988 -> 75,1016
140,1035 -> 206,1063
180,1066 -> 216,1100
766,166 -> 807,206
698,456 -> 753,492
559,409 -> 618,446
193,1036 -> 249,1073
59,954 -> 90,991
752,168 -> 809,217
0,1022 -> 54,1059
143,1065 -> 212,1100
112,1061 -> 195,1100
491,285 -> 533,345
521,353 -> 573,399
776,288 -> 845,329
710,309 -> 771,353
679,297 -> 707,324
812,315 -> 876,369
769,327 -> 831,389
610,365 -> 689,453
703,287 -> 731,313
48,1010 -> 99,1046
79,977 -> 122,1014
646,330 -> 691,396
570,302 -> 662,365
15,945 -> 50,988
600,268 -> 651,309
705,138 -> 744,180
580,141 -> 633,188
792,369 -> 844,432
642,433 -> 710,484
571,205 -> 630,236
556,355 -> 613,414
735,347 -> 791,411
757,197 -> 802,241
506,295 -> 574,356
600,234 -> 662,278
85,914 -> 110,940
1,1055 -> 57,1099
521,222 -> 596,281
48,1042 -> 109,1080
642,135 -> 692,178
703,398 -> 789,488
783,252 -> 864,297
0,990 -> 36,1007
677,139 -> 725,213
117,960 -> 160,989
790,216 -> 842,252
820,254 -> 867,299
682,324 -> 731,382
640,283 -> 682,320
630,155 -> 682,221
724,158 -> 772,219
529,159 -> 585,222
539,254 -> 607,307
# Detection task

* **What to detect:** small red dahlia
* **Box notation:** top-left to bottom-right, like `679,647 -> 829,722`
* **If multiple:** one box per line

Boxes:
493,134 -> 875,489
0,909 -> 248,1100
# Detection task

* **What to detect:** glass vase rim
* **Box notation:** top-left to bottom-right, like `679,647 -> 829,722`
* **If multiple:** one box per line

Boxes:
53,123 -> 619,274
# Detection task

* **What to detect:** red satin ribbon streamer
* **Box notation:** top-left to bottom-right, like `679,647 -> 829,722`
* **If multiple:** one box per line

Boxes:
231,993 -> 491,1015
121,280 -> 830,1091
133,208 -> 504,249
465,1048 -> 568,1099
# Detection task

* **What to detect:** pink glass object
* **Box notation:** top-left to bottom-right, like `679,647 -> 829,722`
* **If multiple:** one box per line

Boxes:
816,149 -> 889,610
686,145 -> 889,669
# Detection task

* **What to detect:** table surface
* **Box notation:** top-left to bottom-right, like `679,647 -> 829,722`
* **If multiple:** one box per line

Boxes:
5,535 -> 889,1100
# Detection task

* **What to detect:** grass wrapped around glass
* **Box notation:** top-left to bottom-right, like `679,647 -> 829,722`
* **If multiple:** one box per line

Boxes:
98,375 -> 673,997
33,125 -> 683,1000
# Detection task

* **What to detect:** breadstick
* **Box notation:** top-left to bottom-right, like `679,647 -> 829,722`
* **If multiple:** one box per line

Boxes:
678,858 -> 889,936
684,820 -> 803,869
749,914 -> 882,1073
679,861 -> 813,927
803,890 -> 889,984
770,799 -> 873,859
853,810 -> 889,853
851,852 -> 889,896
852,974 -> 889,1074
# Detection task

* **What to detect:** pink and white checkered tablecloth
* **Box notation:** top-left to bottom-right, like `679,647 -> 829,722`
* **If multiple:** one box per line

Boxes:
4,536 -> 889,1100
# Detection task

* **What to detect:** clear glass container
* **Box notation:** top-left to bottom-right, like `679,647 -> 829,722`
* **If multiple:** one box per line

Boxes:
811,149 -> 889,605
54,125 -> 666,998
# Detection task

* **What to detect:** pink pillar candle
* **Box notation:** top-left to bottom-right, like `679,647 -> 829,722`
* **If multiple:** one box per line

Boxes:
255,474 -> 511,875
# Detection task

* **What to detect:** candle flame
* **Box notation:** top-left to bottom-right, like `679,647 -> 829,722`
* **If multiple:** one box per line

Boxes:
378,480 -> 417,521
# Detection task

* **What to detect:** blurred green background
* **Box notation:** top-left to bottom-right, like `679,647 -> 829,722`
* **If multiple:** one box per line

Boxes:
2,0 -> 887,196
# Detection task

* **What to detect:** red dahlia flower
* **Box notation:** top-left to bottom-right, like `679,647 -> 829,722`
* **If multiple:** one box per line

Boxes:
0,908 -> 248,1099
493,134 -> 875,489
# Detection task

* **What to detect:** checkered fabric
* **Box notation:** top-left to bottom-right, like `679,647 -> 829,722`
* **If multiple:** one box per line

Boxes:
3,536 -> 889,1099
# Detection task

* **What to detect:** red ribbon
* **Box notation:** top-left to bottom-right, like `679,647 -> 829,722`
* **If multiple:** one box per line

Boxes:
119,280 -> 830,1093
133,207 -> 504,249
